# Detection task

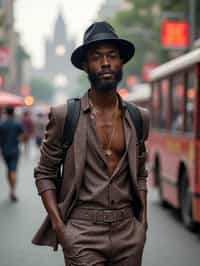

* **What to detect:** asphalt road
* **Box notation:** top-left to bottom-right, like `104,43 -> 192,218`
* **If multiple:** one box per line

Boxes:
0,147 -> 199,266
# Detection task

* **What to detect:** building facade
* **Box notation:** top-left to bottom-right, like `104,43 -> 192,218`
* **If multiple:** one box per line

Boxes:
0,0 -> 17,93
32,10 -> 79,99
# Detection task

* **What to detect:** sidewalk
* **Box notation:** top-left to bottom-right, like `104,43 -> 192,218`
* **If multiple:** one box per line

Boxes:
0,146 -> 64,266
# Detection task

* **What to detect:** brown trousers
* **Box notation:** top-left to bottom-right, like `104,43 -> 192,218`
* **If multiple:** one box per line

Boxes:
61,215 -> 146,266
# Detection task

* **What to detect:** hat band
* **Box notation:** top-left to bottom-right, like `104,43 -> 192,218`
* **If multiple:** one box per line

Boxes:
85,32 -> 118,43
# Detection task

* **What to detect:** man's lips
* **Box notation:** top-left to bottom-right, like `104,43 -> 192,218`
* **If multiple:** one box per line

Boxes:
99,72 -> 114,78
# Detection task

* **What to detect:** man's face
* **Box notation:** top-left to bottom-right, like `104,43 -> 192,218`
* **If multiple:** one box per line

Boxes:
83,42 -> 123,92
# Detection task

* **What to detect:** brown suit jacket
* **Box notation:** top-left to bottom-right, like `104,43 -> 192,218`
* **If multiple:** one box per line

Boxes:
32,93 -> 150,250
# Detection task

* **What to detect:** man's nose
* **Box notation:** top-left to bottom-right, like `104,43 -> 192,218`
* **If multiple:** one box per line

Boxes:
101,55 -> 110,67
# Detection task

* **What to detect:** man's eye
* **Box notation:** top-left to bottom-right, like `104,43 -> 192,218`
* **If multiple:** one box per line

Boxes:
109,53 -> 117,58
92,55 -> 100,60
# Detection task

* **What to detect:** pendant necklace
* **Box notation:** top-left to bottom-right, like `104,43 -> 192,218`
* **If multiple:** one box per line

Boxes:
89,95 -> 119,157
104,97 -> 119,157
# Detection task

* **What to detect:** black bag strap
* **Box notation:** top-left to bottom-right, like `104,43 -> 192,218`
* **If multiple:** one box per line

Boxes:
126,102 -> 143,144
56,98 -> 80,201
62,98 -> 81,147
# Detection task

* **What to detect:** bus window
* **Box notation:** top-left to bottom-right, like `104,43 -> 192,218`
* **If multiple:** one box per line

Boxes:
185,69 -> 196,133
171,74 -> 184,132
160,79 -> 169,129
152,82 -> 160,128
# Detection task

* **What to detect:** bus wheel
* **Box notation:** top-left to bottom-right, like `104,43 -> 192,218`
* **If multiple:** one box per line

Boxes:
154,160 -> 168,207
158,177 -> 169,207
180,173 -> 197,231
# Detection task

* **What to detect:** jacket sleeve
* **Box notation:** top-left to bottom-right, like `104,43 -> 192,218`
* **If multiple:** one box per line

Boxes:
34,105 -> 66,195
137,108 -> 150,192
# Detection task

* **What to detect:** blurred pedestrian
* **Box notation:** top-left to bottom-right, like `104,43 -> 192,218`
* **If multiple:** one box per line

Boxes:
0,107 -> 24,202
21,110 -> 34,155
34,112 -> 46,148
33,22 -> 150,266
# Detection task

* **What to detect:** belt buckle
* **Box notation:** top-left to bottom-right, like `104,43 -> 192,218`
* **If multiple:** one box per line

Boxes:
94,210 -> 104,224
103,210 -> 115,223
95,210 -> 115,224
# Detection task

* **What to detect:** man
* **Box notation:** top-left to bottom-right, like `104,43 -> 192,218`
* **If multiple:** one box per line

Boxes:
32,22 -> 150,266
0,107 -> 24,201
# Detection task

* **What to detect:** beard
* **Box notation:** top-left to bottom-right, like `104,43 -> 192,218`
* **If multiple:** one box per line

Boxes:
87,68 -> 123,92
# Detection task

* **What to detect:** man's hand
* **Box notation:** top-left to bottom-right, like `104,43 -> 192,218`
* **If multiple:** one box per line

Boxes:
139,210 -> 148,230
139,190 -> 148,230
53,221 -> 66,245
40,189 -> 66,241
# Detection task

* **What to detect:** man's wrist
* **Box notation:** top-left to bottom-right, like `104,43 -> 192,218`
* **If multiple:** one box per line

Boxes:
50,211 -> 64,231
52,219 -> 65,231
141,220 -> 148,230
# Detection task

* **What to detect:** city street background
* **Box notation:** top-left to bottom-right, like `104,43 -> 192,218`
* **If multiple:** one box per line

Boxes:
1,1 -> 200,266
0,145 -> 199,266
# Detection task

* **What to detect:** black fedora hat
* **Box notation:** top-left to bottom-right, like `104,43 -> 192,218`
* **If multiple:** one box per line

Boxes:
71,21 -> 135,70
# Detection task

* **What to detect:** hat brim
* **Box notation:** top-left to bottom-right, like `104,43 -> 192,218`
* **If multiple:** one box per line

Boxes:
71,38 -> 135,70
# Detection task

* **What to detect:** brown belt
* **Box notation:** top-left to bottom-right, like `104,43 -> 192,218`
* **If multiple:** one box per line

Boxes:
69,207 -> 134,224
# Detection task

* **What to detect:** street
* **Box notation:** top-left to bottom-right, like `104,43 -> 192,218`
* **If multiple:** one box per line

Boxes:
0,146 -> 199,266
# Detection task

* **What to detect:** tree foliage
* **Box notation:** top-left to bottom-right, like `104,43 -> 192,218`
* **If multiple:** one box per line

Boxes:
30,78 -> 56,103
162,0 -> 187,12
110,0 -> 163,83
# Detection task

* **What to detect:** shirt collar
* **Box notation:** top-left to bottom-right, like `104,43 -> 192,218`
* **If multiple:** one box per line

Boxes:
81,91 -> 90,112
81,89 -> 127,113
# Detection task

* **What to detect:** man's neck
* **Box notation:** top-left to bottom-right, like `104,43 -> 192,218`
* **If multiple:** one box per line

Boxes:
89,88 -> 118,110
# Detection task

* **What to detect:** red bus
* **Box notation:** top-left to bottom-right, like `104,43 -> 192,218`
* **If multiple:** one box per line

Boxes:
148,48 -> 200,231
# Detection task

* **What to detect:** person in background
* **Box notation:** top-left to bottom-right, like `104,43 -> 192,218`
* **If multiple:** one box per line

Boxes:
21,110 -> 34,154
0,107 -> 24,202
34,112 -> 46,148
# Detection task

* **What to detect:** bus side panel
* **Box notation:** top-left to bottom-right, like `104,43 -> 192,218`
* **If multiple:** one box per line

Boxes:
193,141 -> 200,223
149,131 -> 195,209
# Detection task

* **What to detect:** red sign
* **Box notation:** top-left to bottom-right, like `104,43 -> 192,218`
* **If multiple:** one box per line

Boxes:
161,20 -> 189,48
142,63 -> 157,81
0,47 -> 10,68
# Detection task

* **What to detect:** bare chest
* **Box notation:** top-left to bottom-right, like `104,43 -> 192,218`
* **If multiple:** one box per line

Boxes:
93,111 -> 126,172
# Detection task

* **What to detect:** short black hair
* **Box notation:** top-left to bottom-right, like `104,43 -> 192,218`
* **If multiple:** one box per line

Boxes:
5,107 -> 14,116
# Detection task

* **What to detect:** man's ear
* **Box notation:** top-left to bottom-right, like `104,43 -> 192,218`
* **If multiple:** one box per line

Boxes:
82,62 -> 88,72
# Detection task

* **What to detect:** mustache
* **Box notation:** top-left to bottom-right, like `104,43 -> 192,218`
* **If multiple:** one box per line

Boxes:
97,70 -> 115,76
87,68 -> 123,92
